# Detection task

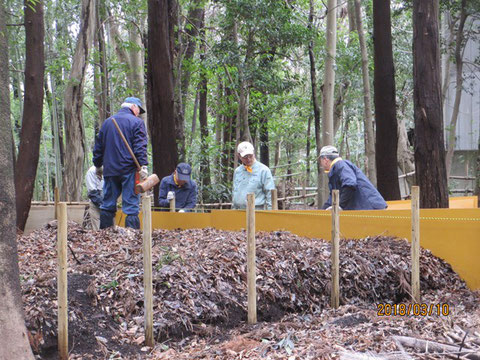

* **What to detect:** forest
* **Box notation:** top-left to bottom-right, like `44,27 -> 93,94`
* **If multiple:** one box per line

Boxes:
1,0 -> 480,358
2,0 -> 480,230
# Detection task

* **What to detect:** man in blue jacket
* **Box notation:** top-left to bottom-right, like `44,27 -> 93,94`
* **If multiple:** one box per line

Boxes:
158,163 -> 197,212
319,145 -> 387,210
93,97 -> 148,229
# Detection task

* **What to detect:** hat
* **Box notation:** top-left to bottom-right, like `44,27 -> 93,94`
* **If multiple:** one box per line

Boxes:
124,97 -> 145,114
176,163 -> 192,181
237,141 -> 254,157
320,145 -> 339,157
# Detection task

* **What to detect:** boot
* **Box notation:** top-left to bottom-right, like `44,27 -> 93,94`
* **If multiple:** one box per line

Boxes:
125,214 -> 140,229
100,209 -> 116,229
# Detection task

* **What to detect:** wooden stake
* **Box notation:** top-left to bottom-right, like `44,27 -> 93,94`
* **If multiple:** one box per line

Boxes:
271,189 -> 278,210
331,190 -> 340,309
411,186 -> 420,303
142,195 -> 154,347
246,193 -> 257,324
57,202 -> 68,360
169,197 -> 175,212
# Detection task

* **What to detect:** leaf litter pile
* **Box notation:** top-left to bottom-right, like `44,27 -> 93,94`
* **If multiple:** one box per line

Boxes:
19,222 -> 480,359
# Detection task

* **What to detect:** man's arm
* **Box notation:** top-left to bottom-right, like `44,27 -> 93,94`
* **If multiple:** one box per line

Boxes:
184,182 -> 198,210
158,179 -> 170,208
133,121 -> 148,166
262,167 -> 275,210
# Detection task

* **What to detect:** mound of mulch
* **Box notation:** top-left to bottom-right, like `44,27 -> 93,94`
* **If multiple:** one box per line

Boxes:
18,223 -> 479,359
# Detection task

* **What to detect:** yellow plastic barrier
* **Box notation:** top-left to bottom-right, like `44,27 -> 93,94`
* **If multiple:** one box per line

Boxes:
386,196 -> 478,210
115,198 -> 480,290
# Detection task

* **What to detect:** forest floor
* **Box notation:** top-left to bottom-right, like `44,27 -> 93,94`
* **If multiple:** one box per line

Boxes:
18,222 -> 480,359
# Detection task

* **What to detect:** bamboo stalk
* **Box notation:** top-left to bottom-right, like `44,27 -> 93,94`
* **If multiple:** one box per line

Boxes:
142,195 -> 154,347
331,190 -> 340,309
54,187 -> 59,219
57,202 -> 68,360
246,193 -> 257,324
411,186 -> 420,303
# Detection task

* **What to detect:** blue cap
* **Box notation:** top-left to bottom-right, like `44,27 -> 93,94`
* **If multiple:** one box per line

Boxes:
176,163 -> 192,181
124,97 -> 145,114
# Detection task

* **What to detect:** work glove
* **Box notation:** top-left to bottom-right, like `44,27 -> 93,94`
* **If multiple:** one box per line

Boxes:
178,209 -> 185,213
326,206 -> 342,211
167,191 -> 175,200
139,165 -> 148,181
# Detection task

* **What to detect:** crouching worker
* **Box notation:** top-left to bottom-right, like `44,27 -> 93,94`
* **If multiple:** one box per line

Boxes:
93,97 -> 148,229
319,145 -> 387,210
158,163 -> 197,212
85,165 -> 104,230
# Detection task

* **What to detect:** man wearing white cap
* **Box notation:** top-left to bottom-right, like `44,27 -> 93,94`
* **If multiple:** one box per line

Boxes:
319,145 -> 387,210
232,141 -> 275,209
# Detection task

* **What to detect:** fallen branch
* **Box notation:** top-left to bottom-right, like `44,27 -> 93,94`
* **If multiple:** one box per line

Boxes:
392,335 -> 480,360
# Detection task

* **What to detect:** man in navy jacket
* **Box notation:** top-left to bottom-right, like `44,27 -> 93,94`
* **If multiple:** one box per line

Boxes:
158,163 -> 197,212
319,145 -> 387,210
93,97 -> 148,229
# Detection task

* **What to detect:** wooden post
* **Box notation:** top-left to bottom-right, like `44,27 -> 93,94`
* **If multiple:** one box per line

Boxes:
411,186 -> 420,303
331,190 -> 340,309
169,197 -> 175,212
271,189 -> 278,210
54,187 -> 59,219
142,195 -> 154,347
246,193 -> 257,324
57,202 -> 68,360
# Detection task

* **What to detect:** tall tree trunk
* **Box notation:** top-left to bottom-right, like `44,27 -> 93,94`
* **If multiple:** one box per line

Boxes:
215,81 -> 223,174
129,26 -> 145,99
321,0 -> 337,205
222,87 -> 235,184
259,116 -> 269,167
147,0 -> 178,206
445,0 -> 468,177
354,0 -> 376,185
64,0 -> 96,201
94,0 -> 110,129
308,0 -> 323,208
441,13 -> 455,105
0,5 -> 35,357
373,0 -> 401,200
15,0 -> 45,231
198,13 -> 211,194
181,1 -> 204,114
413,0 -> 449,208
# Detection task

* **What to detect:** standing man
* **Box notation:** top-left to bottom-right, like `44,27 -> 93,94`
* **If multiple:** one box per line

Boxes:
319,145 -> 387,210
93,97 -> 148,229
158,163 -> 197,212
232,141 -> 275,209
85,165 -> 104,230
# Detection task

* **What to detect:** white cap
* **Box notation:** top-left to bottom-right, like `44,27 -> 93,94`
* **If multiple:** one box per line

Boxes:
320,145 -> 339,157
237,141 -> 254,157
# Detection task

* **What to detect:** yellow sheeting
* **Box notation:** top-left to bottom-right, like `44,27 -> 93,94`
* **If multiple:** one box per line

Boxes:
115,197 -> 480,289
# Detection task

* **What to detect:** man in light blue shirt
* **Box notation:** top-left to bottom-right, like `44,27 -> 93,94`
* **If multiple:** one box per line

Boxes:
232,141 -> 276,209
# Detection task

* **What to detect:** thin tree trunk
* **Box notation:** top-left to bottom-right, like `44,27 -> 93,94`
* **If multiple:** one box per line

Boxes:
64,0 -> 96,201
354,0 -> 376,185
94,0 -> 110,130
198,12 -> 210,193
308,0 -> 323,208
0,5 -> 35,357
445,0 -> 468,176
373,0 -> 401,200
320,0 -> 337,206
147,0 -> 179,206
15,0 -> 45,231
413,0 -> 449,208
259,116 -> 269,167
441,13 -> 455,105
215,80 -> 223,173
222,87 -> 235,184
129,26 -> 145,99
190,90 -> 199,147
